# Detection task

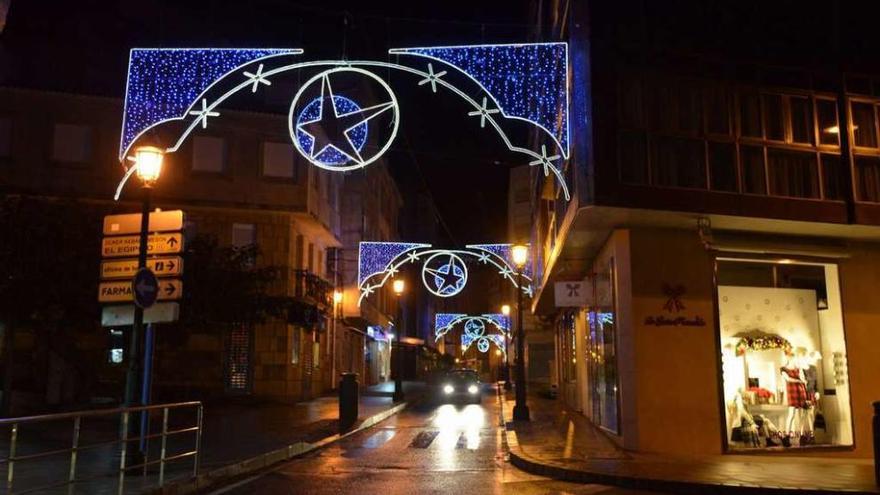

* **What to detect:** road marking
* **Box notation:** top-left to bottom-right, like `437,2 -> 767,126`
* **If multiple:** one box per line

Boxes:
362,429 -> 396,449
409,430 -> 439,448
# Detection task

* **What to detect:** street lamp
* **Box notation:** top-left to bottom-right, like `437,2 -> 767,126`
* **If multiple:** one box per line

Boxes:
331,290 -> 343,381
392,279 -> 405,402
511,243 -> 530,421
501,304 -> 512,390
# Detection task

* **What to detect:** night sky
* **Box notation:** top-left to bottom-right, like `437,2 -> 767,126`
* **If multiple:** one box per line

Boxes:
0,0 -> 537,244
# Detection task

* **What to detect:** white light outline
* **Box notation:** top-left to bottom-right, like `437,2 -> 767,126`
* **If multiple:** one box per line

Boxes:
421,252 -> 469,298
297,94 -> 370,165
116,50 -> 570,201
289,67 -> 399,172
435,314 -> 509,342
388,42 -> 570,160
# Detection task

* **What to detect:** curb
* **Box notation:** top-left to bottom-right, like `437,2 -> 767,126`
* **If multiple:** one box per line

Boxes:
496,388 -> 876,495
153,400 -> 410,495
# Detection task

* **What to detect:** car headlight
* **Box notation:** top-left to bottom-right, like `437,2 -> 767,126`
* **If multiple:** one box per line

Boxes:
443,384 -> 454,394
468,384 -> 479,394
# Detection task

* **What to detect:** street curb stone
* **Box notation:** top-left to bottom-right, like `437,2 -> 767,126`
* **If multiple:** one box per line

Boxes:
495,386 -> 877,495
152,400 -> 409,495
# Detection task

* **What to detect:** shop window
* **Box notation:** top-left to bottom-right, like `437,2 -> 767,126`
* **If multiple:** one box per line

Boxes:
816,99 -> 840,146
740,145 -> 767,194
763,94 -> 785,141
767,149 -> 819,199
262,141 -> 297,180
708,142 -> 737,192
789,97 -> 814,145
619,131 -> 648,184
717,259 -> 853,451
651,136 -> 706,189
108,329 -> 124,364
850,102 -> 877,148
192,136 -> 226,173
52,123 -> 92,163
854,155 -> 880,202
820,154 -> 845,200
587,258 -> 620,434
740,91 -> 762,138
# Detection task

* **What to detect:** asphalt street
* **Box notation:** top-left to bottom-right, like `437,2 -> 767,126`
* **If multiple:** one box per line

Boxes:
208,385 -> 655,495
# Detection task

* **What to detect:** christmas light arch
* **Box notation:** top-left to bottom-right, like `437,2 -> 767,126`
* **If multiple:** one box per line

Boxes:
435,313 -> 509,357
115,44 -> 570,200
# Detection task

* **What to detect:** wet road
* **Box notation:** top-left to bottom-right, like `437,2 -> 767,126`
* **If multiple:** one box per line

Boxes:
209,386 -> 654,495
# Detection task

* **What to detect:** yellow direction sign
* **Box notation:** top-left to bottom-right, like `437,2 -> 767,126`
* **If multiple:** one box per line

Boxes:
103,210 -> 184,236
98,279 -> 183,303
101,233 -> 183,258
100,256 -> 183,280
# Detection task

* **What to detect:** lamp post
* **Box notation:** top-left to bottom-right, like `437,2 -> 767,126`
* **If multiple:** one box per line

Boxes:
124,146 -> 164,409
511,244 -> 530,421
501,304 -> 512,390
332,290 -> 343,384
392,279 -> 405,402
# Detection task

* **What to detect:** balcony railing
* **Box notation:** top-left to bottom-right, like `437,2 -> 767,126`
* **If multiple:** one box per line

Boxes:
292,269 -> 334,308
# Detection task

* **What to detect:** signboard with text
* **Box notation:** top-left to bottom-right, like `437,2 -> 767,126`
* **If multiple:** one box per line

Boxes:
98,279 -> 183,303
103,210 -> 184,236
101,256 -> 183,279
101,233 -> 183,257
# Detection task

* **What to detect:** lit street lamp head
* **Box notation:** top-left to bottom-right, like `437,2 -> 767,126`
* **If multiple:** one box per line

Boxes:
134,146 -> 164,185
511,244 -> 529,268
392,278 -> 405,295
333,290 -> 343,304
501,304 -> 511,316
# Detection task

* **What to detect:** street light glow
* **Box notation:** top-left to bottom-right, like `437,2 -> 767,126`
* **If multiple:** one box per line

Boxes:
134,146 -> 164,184
501,304 -> 510,316
392,279 -> 405,295
333,290 -> 343,304
511,244 -> 528,268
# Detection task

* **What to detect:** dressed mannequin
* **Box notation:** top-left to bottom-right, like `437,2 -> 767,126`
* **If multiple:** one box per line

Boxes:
731,392 -> 760,447
780,354 -> 807,446
801,350 -> 822,445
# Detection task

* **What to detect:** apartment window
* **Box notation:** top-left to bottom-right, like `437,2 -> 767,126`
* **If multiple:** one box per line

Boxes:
741,145 -> 767,195
618,77 -> 644,128
708,142 -> 737,192
740,91 -> 762,138
821,154 -> 845,201
767,149 -> 819,198
232,223 -> 256,248
650,79 -> 701,134
855,156 -> 880,202
262,141 -> 296,179
0,117 -> 10,157
619,131 -> 648,184
651,136 -> 706,189
52,123 -> 92,163
290,325 -> 301,364
762,94 -> 785,141
192,136 -> 226,173
705,86 -> 732,135
789,97 -> 814,145
850,102 -> 878,148
816,99 -> 839,146
108,329 -> 124,364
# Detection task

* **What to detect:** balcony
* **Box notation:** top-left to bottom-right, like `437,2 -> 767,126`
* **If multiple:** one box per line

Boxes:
292,269 -> 334,308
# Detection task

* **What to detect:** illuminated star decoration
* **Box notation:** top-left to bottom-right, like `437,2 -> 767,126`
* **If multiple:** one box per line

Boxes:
189,99 -> 219,129
529,144 -> 561,177
296,73 -> 395,167
467,97 -> 500,128
423,253 -> 467,297
417,63 -> 447,93
243,63 -> 272,92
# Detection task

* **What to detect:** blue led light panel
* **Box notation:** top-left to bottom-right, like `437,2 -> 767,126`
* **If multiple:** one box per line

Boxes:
358,242 -> 431,286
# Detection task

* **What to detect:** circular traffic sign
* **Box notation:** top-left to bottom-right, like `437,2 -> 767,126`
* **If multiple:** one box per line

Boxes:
132,268 -> 159,309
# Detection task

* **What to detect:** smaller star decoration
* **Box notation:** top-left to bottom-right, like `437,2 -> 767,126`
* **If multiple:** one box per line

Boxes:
424,254 -> 467,296
468,97 -> 500,128
189,99 -> 220,129
406,251 -> 421,263
529,144 -> 562,177
477,252 -> 490,264
417,63 -> 447,93
243,63 -> 272,93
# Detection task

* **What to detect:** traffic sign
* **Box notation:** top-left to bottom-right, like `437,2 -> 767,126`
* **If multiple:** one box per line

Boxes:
133,268 -> 159,309
103,210 -> 184,236
99,279 -> 183,303
101,256 -> 183,279
101,233 -> 183,257
101,303 -> 180,326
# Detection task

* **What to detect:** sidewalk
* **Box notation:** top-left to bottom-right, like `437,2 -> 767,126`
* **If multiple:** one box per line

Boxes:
1,381 -> 422,494
499,387 -> 879,494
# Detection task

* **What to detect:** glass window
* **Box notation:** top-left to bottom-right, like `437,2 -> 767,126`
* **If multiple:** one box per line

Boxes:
290,325 -> 300,364
821,154 -> 845,201
652,136 -> 706,189
763,94 -> 785,141
676,82 -> 702,133
618,76 -> 643,128
0,117 -> 10,157
619,131 -> 648,184
850,102 -> 877,148
789,97 -> 814,145
767,149 -> 819,198
705,87 -> 731,135
717,259 -> 853,451
262,141 -> 296,179
855,155 -> 880,202
588,258 -> 619,434
192,136 -> 226,172
52,123 -> 92,163
709,142 -> 738,192
740,91 -> 762,138
816,99 -> 839,146
741,145 -> 767,195
232,223 -> 256,248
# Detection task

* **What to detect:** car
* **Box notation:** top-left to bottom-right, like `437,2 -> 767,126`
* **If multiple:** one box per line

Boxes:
438,369 -> 482,404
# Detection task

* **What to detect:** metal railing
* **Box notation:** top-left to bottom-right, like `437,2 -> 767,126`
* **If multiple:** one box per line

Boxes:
0,401 -> 202,495
292,269 -> 334,308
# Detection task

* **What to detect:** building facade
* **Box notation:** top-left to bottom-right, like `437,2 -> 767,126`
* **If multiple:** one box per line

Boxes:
529,0 -> 880,458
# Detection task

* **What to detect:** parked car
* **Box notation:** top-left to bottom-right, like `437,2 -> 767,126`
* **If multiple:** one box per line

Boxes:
438,369 -> 482,404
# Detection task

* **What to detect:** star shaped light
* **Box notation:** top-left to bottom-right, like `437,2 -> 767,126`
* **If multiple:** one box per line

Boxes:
189,99 -> 220,129
425,254 -> 466,295
477,252 -> 490,264
468,97 -> 500,128
417,63 -> 447,93
529,144 -> 562,177
406,251 -> 421,263
297,74 -> 395,166
243,64 -> 272,93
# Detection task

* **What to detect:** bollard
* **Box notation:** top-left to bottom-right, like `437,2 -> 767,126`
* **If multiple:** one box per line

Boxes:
339,373 -> 359,433
874,401 -> 880,487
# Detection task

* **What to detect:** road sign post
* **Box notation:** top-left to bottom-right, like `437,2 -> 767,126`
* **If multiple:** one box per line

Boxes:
133,268 -> 159,309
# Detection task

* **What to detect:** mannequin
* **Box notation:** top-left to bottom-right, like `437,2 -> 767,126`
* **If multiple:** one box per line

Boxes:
780,354 -> 807,446
800,350 -> 822,445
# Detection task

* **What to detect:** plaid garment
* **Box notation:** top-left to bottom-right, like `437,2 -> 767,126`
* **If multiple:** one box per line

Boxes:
782,367 -> 809,408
